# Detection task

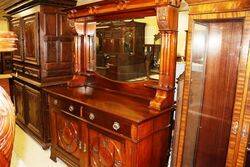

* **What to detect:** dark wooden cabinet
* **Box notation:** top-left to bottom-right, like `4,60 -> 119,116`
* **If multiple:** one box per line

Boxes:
11,78 -> 49,148
7,1 -> 76,149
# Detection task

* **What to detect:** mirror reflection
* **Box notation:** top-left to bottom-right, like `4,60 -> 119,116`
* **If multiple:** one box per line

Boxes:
95,16 -> 161,82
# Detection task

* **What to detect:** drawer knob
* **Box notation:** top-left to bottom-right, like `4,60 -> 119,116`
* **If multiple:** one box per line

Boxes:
53,99 -> 58,105
69,105 -> 74,112
113,122 -> 120,131
89,113 -> 95,120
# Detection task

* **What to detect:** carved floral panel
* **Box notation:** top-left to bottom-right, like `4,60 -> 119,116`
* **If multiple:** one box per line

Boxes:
89,129 -> 125,167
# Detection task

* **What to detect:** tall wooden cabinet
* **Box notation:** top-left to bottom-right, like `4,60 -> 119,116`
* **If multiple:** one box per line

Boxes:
175,0 -> 250,167
6,0 -> 76,149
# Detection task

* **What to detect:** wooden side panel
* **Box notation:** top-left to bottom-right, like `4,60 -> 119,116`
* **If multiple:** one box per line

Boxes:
13,80 -> 25,124
25,85 -> 43,138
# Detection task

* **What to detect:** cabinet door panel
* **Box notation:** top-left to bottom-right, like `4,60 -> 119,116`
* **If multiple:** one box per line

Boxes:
23,14 -> 39,65
10,19 -> 23,62
13,80 -> 25,124
25,85 -> 43,138
56,112 -> 81,159
89,129 -> 125,167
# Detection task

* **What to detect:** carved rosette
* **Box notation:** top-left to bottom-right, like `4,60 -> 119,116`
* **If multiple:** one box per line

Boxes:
57,118 -> 80,156
90,133 -> 123,167
0,86 -> 15,167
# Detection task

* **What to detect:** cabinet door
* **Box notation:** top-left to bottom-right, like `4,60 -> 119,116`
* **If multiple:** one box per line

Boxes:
56,111 -> 82,159
10,19 -> 23,62
25,85 -> 43,138
181,21 -> 243,167
88,129 -> 125,167
23,14 -> 40,65
13,80 -> 25,124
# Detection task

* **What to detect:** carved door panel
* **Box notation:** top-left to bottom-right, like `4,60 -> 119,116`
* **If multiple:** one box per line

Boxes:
25,85 -> 43,138
56,112 -> 81,159
13,80 -> 25,124
88,129 -> 125,167
10,19 -> 23,62
23,14 -> 40,65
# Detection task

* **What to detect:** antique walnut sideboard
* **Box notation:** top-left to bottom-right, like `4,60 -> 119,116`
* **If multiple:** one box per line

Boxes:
44,0 -> 181,166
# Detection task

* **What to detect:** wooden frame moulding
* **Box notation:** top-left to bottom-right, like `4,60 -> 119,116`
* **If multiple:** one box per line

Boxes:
175,0 -> 250,166
67,0 -> 182,112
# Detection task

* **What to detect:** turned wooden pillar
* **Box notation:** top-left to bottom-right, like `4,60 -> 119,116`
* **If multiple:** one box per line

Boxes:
150,5 -> 178,111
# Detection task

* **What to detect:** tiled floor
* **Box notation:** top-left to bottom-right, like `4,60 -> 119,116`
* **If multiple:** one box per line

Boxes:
11,125 -> 67,167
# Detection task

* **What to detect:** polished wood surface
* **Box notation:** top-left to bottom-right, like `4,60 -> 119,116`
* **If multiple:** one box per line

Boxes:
176,1 -> 250,167
45,85 -> 163,123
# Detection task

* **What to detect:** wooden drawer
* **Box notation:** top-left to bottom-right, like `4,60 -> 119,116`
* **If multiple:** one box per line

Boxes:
23,66 -> 40,79
84,107 -> 132,138
49,96 -> 132,138
49,97 -> 81,118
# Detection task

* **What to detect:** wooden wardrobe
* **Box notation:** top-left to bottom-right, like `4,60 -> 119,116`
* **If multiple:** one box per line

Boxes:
174,0 -> 250,167
6,0 -> 76,149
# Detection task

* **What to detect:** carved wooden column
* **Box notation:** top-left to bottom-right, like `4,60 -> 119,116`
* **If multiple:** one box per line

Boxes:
68,20 -> 87,87
150,5 -> 179,111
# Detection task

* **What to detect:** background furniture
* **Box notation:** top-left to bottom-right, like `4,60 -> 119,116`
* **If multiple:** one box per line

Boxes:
96,20 -> 146,81
175,0 -> 250,167
45,0 -> 181,166
5,0 -> 76,149
0,52 -> 12,74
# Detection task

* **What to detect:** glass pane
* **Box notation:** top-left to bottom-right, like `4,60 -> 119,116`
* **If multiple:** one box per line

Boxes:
182,20 -> 242,167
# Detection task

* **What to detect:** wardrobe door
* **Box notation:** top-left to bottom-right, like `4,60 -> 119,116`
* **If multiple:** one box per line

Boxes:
23,13 -> 40,65
10,19 -> 23,62
182,21 -> 243,167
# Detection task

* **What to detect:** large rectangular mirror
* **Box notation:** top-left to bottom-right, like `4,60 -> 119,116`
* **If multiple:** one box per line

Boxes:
95,16 -> 161,82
